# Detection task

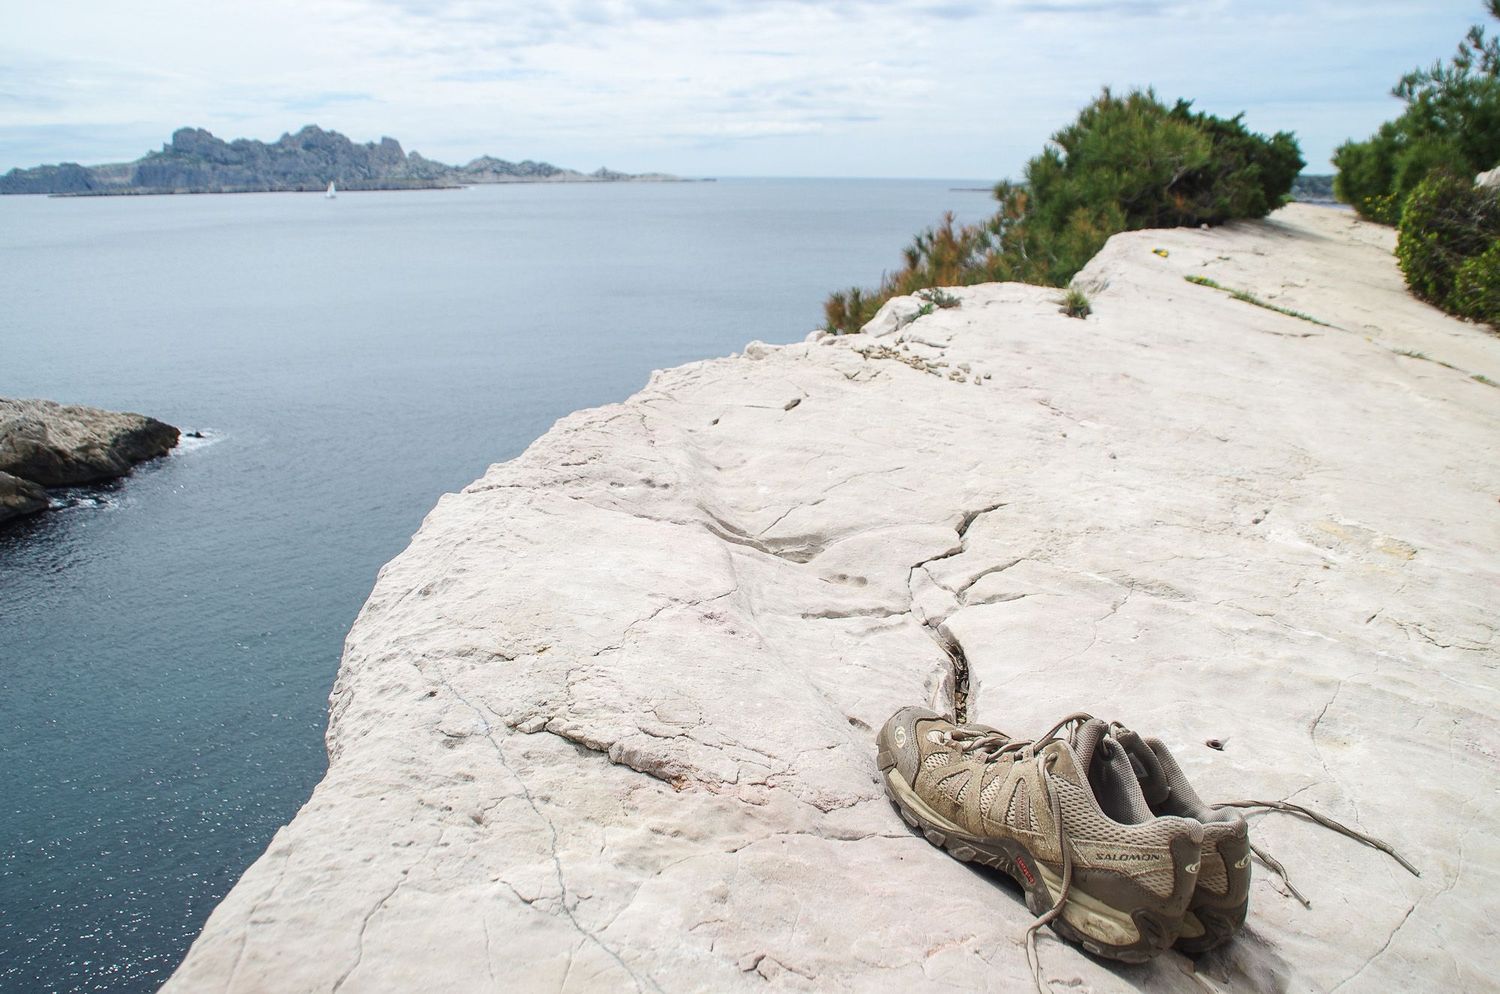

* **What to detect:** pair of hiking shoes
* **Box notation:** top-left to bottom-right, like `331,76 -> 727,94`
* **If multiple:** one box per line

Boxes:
875,708 -> 1250,968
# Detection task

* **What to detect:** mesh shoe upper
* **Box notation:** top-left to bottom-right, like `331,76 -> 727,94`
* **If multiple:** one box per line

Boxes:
1109,724 -> 1251,951
882,708 -> 1203,900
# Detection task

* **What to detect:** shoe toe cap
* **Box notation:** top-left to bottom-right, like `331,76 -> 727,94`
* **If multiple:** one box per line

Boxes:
879,706 -> 942,783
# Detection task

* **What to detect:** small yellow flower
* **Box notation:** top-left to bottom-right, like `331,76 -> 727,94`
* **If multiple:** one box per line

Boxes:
1152,248 -> 1170,258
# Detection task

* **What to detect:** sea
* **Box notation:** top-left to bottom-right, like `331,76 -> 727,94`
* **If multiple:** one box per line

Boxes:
0,178 -> 995,993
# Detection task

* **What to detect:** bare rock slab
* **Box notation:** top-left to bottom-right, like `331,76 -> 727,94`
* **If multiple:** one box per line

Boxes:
166,205 -> 1500,993
0,397 -> 179,488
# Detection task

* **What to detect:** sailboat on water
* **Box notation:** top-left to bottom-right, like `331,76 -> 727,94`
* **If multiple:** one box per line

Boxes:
325,180 -> 336,199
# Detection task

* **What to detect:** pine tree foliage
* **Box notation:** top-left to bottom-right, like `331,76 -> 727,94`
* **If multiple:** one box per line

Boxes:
1334,2 -> 1500,223
823,89 -> 1301,334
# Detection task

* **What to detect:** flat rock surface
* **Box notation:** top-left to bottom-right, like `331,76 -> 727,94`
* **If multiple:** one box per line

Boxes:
0,397 -> 178,488
166,205 -> 1500,993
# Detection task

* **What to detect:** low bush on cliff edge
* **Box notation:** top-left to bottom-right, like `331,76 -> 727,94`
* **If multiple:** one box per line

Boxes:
1396,170 -> 1500,327
822,88 -> 1302,334
1333,1 -> 1500,224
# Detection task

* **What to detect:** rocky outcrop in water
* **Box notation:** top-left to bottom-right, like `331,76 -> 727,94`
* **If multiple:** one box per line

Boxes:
164,206 -> 1499,992
0,471 -> 47,522
0,125 -> 685,195
0,398 -> 180,522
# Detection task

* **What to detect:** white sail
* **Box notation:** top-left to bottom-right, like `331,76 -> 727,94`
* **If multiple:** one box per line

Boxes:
325,181 -> 336,199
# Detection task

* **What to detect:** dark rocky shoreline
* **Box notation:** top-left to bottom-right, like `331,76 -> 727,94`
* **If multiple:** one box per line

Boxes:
0,398 -> 180,523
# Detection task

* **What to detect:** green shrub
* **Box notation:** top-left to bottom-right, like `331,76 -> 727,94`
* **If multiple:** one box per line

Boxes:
1395,170 -> 1500,325
822,88 -> 1301,334
1059,288 -> 1092,319
1183,275 -> 1333,326
917,287 -> 961,309
1453,241 -> 1500,323
1334,2 -> 1500,223
822,285 -> 876,337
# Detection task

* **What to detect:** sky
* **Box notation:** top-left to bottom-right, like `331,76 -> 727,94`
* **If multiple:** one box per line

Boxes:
0,1 -> 1488,178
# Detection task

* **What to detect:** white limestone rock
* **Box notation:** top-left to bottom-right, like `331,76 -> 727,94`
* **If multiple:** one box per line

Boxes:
1477,164 -> 1500,190
166,205 -> 1500,994
859,294 -> 924,337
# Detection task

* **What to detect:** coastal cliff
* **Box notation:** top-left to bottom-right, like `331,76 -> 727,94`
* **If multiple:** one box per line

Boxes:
164,205 -> 1499,992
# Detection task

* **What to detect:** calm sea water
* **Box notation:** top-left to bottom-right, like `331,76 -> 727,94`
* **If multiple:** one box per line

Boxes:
0,178 -> 994,993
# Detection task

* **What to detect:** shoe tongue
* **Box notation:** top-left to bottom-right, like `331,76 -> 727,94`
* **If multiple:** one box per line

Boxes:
1068,718 -> 1109,772
959,721 -> 1009,743
1116,728 -> 1171,806
1070,719 -> 1154,824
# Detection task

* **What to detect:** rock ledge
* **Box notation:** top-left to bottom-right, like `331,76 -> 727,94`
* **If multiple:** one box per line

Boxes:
166,206 -> 1499,993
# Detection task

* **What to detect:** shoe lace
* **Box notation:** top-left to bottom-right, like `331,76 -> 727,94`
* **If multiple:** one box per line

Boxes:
1218,798 -> 1420,907
1103,718 -> 1421,905
948,713 -> 1094,994
947,711 -> 1093,763
1022,750 -> 1074,994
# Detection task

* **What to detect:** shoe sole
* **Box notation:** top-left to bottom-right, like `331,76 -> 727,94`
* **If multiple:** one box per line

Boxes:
880,764 -> 1178,963
1177,833 -> 1251,955
1177,901 -> 1250,955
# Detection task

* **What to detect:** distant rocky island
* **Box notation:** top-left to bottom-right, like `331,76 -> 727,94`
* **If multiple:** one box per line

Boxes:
1291,173 -> 1336,204
0,125 -> 690,196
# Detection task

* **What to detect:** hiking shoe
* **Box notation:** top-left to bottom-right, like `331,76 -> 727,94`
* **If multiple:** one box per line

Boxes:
959,713 -> 1248,952
876,707 -> 1204,964
1106,723 -> 1250,954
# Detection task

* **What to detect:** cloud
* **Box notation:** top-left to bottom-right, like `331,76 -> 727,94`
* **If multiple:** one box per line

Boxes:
283,91 -> 378,112
0,123 -> 170,168
374,0 -> 989,45
0,0 -> 1489,176
1007,0 -> 1193,12
922,2 -> 988,18
0,50 -> 176,119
